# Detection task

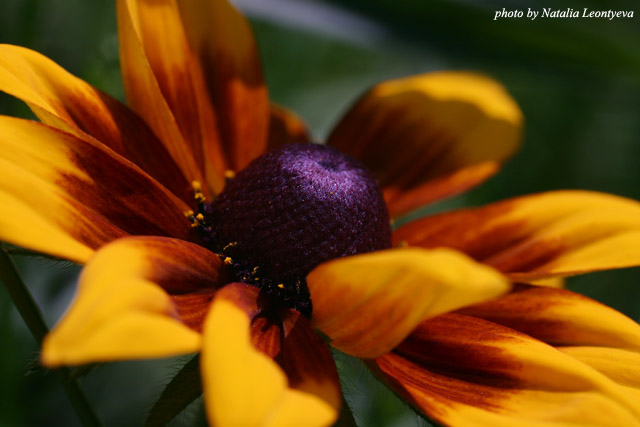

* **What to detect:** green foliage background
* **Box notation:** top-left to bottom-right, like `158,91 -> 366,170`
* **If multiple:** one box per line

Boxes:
1,0 -> 639,426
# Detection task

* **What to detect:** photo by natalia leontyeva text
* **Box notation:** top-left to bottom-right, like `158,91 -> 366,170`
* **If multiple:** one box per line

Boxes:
494,7 -> 635,20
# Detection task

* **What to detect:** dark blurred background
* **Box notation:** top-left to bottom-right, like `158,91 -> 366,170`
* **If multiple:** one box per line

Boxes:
1,0 -> 639,425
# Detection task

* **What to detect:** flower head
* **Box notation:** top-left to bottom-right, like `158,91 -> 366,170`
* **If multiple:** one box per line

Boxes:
208,142 -> 392,316
1,0 -> 640,426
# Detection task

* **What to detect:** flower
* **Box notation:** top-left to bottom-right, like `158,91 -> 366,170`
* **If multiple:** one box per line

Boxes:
1,0 -> 640,426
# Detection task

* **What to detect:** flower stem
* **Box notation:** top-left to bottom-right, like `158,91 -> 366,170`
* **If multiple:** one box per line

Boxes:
0,246 -> 103,427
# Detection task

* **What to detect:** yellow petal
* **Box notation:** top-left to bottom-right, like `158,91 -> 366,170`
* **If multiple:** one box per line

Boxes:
117,0 -> 206,190
307,247 -> 510,358
559,347 -> 640,389
201,284 -> 340,427
529,276 -> 565,288
0,116 -> 191,263
178,0 -> 269,174
42,237 -> 226,366
0,44 -> 192,201
372,313 -> 640,427
395,190 -> 640,281
328,72 -> 522,217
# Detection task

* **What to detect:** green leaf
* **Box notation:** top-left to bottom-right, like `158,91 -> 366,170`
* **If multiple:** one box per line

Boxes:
333,397 -> 359,427
145,354 -> 202,427
0,245 -> 103,426
69,364 -> 100,381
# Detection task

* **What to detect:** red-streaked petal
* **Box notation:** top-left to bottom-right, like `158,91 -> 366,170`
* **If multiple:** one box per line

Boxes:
178,0 -> 269,174
126,0 -> 204,165
171,291 -> 216,333
267,103 -> 312,150
458,284 -> 640,401
457,284 -> 640,350
117,0 -> 206,190
372,313 -> 640,427
0,44 -> 192,201
0,116 -> 193,263
201,283 -> 340,427
394,190 -> 640,281
328,72 -> 522,218
41,237 -> 226,366
307,248 -> 509,358
118,0 -> 233,195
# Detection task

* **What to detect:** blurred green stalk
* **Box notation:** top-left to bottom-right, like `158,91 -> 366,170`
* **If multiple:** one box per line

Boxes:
0,246 -> 103,427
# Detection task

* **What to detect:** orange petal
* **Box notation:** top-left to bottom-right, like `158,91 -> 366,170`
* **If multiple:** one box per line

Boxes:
328,72 -> 522,218
178,0 -> 269,174
0,116 -> 193,263
385,162 -> 500,218
267,103 -> 312,150
372,313 -> 640,427
41,236 -> 226,366
0,44 -> 192,201
201,283 -> 340,427
394,190 -> 640,281
306,248 -> 509,358
117,0 -> 206,190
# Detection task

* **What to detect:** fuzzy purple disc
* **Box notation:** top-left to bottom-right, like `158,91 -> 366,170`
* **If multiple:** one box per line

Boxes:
211,143 -> 391,289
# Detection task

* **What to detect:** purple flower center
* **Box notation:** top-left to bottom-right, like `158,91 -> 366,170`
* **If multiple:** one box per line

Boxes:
211,143 -> 391,316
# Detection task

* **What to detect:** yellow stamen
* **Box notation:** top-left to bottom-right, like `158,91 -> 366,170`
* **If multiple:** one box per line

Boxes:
224,170 -> 236,180
277,283 -> 284,289
195,213 -> 204,221
191,180 -> 202,192
223,242 -> 238,251
224,257 -> 233,265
